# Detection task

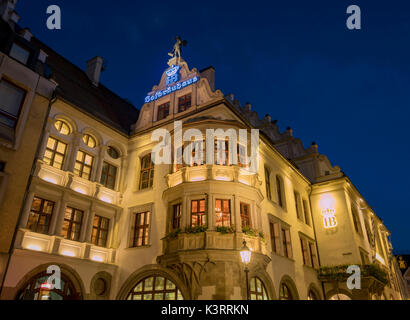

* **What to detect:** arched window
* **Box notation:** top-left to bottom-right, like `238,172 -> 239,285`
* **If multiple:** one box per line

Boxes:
16,272 -> 81,300
54,120 -> 71,135
308,290 -> 319,300
127,276 -> 183,300
83,134 -> 96,148
249,277 -> 269,300
140,154 -> 154,190
107,146 -> 120,159
276,175 -> 284,207
279,283 -> 293,300
329,293 -> 351,300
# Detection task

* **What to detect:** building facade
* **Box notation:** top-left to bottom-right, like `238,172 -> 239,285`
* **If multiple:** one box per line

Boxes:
0,0 -> 406,300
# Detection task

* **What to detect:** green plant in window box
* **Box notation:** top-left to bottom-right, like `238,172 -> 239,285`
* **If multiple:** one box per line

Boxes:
161,229 -> 181,240
318,264 -> 388,285
242,226 -> 258,237
185,225 -> 208,234
216,226 -> 235,234
258,231 -> 266,242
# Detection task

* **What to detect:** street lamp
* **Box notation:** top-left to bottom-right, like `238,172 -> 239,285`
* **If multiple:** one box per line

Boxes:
240,240 -> 252,300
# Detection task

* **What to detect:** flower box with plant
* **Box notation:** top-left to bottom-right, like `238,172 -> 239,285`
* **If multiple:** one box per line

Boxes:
184,225 -> 208,234
318,264 -> 388,285
216,226 -> 235,234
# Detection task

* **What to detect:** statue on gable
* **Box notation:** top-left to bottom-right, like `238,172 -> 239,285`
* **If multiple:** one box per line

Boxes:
168,36 -> 187,65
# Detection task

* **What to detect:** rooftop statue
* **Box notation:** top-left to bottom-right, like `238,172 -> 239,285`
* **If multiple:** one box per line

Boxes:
168,36 -> 187,65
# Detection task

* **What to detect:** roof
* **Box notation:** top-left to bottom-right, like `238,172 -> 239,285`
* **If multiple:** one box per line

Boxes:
0,19 -> 139,135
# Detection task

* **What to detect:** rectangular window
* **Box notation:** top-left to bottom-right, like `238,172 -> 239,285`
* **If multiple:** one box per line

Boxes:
91,215 -> 110,247
178,94 -> 191,113
302,200 -> 310,226
140,154 -> 154,190
240,202 -> 251,227
100,162 -> 117,190
0,79 -> 26,128
237,144 -> 247,168
157,102 -> 170,121
214,140 -> 229,165
215,199 -> 231,227
26,197 -> 55,234
62,207 -> 84,241
276,176 -> 283,207
351,206 -> 363,235
265,168 -> 271,201
281,228 -> 292,258
269,222 -> 281,254
191,199 -> 206,227
294,191 -> 303,220
172,204 -> 182,230
43,137 -> 67,170
74,150 -> 94,180
300,238 -> 311,267
9,42 -> 31,65
132,211 -> 150,247
309,242 -> 319,268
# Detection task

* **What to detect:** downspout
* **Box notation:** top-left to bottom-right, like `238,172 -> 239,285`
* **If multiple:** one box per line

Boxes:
308,184 -> 327,300
0,85 -> 58,297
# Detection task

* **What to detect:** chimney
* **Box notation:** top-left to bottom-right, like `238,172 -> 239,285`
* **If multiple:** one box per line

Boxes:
86,56 -> 104,86
200,66 -> 215,91
1,0 -> 18,23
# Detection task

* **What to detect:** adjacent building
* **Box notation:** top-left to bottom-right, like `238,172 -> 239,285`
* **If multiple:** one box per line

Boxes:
0,0 -> 406,300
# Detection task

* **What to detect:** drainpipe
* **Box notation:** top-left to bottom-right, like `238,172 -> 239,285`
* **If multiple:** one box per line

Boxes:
0,86 -> 58,297
308,184 -> 327,300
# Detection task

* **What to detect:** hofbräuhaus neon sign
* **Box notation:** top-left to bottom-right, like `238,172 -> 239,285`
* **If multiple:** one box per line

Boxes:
145,65 -> 199,103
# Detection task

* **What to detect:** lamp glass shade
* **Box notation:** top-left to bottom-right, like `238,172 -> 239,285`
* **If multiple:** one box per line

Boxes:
240,241 -> 252,265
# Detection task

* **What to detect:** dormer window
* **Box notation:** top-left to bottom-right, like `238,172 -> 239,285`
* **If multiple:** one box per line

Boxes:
9,42 -> 31,65
178,94 -> 191,113
157,102 -> 170,121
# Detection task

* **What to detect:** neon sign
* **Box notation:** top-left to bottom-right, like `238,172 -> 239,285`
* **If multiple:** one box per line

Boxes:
145,65 -> 199,103
322,208 -> 337,229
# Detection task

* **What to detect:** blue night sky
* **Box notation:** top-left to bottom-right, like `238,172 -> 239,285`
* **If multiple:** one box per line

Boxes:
15,0 -> 410,252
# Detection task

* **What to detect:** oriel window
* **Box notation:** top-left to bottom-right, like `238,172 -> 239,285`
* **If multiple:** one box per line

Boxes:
43,137 -> 67,170
240,202 -> 251,227
215,199 -> 231,227
91,215 -> 110,247
140,154 -> 154,190
191,199 -> 206,227
74,150 -> 94,180
62,207 -> 83,241
172,204 -> 182,230
26,197 -> 55,234
178,94 -> 191,113
100,162 -> 117,190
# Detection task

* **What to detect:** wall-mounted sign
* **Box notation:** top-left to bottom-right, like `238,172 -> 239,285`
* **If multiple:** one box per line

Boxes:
322,208 -> 337,229
145,65 -> 199,103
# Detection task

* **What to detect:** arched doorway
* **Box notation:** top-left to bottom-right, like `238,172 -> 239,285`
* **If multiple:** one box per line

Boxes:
16,271 -> 81,300
126,275 -> 184,300
249,277 -> 269,300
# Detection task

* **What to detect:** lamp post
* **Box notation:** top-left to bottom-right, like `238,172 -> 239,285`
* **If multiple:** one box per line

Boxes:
240,240 -> 252,300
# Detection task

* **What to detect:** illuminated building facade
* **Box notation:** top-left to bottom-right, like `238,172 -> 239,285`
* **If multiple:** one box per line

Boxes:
0,0 -> 407,300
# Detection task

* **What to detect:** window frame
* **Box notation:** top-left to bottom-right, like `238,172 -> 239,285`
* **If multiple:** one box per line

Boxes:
276,175 -> 284,207
215,199 -> 231,227
265,167 -> 272,201
177,94 -> 192,113
62,207 -> 84,241
100,161 -> 117,190
191,199 -> 207,227
74,150 -> 94,180
172,203 -> 182,230
157,102 -> 170,121
43,136 -> 68,170
0,78 -> 26,129
240,202 -> 251,228
132,211 -> 151,247
126,275 -> 183,300
26,197 -> 55,234
91,215 -> 110,247
9,41 -> 32,65
139,154 -> 155,190
249,277 -> 269,300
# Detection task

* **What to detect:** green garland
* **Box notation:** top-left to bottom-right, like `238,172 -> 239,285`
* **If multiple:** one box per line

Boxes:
318,264 -> 388,285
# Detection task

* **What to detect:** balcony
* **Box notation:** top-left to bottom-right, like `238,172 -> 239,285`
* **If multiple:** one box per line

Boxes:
35,160 -> 121,205
15,228 -> 116,264
162,229 -> 268,255
166,164 -> 262,188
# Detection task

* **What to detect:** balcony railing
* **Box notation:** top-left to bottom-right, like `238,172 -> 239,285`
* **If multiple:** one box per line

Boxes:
16,228 -> 116,264
35,160 -> 121,205
166,164 -> 261,188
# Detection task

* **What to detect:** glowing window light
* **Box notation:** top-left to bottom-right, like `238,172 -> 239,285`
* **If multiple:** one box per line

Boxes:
74,187 -> 86,195
91,255 -> 104,262
27,244 -> 42,252
99,196 -> 112,204
215,176 -> 230,181
322,208 -> 337,229
43,176 -> 57,184
41,282 -> 52,290
61,250 -> 75,257
191,176 -> 205,182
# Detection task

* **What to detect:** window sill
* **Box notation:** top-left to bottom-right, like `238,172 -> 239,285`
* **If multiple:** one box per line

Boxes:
270,252 -> 295,262
126,245 -> 151,250
135,187 -> 154,194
